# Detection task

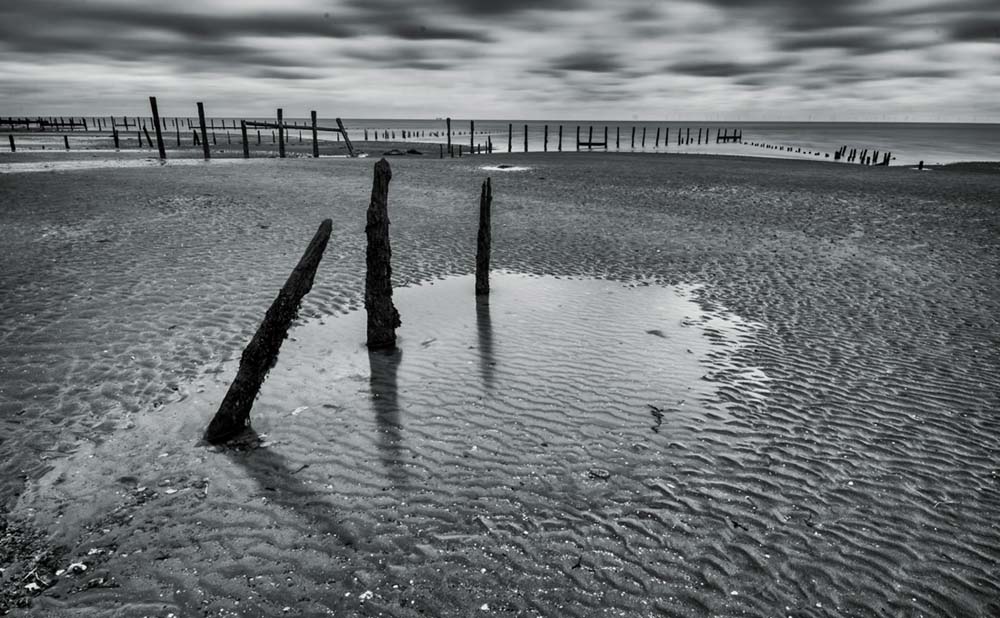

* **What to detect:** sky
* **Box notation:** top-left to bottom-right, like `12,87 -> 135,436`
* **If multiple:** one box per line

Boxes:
1,0 -> 998,121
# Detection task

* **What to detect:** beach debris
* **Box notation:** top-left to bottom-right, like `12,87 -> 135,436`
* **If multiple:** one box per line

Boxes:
365,158 -> 401,349
588,467 -> 611,480
648,404 -> 665,433
406,149 -> 423,155
476,178 -> 493,296
290,406 -> 308,416
645,329 -> 667,338
203,219 -> 333,443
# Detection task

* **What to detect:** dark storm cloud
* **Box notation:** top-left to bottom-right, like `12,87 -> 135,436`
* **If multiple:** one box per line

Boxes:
669,59 -> 794,78
776,30 -> 900,55
550,52 -> 623,73
438,0 -> 581,16
949,18 -> 1000,41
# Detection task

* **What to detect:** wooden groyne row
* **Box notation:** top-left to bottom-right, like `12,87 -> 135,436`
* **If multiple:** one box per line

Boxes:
745,140 -> 893,166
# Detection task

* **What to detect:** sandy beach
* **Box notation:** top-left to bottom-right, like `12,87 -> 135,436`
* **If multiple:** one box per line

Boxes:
1,151 -> 999,616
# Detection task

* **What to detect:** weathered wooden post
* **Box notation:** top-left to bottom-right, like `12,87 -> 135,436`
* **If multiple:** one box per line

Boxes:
277,108 -> 285,158
240,121 -> 250,158
203,219 -> 333,444
476,177 -> 492,296
616,127 -> 620,149
366,159 -> 401,349
588,126 -> 593,150
508,123 -> 513,152
142,126 -> 154,148
544,125 -> 548,152
197,102 -> 210,160
686,128 -> 691,144
8,135 -> 14,152
665,128 -> 669,146
311,111 -> 319,158
149,96 -> 166,160
175,121 -> 181,147
655,127 -> 660,148
918,160 -> 924,170
631,126 -> 636,149
335,118 -> 356,157
524,124 -> 528,152
470,120 -> 475,153
64,135 -> 70,150
697,128 -> 702,145
558,125 -> 563,151
576,126 -> 580,151
447,117 -> 452,154
113,127 -> 120,149
440,143 -> 444,158
603,126 -> 608,150
641,127 -> 646,148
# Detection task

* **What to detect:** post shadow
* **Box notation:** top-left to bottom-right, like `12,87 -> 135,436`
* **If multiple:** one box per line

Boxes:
475,296 -> 496,391
368,348 -> 408,488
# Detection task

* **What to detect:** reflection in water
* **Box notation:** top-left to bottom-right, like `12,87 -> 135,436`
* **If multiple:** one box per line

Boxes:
475,296 -> 496,390
368,348 -> 407,488
224,430 -> 354,544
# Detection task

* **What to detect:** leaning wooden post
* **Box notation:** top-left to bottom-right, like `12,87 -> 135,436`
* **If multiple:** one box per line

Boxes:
203,219 -> 333,443
475,177 -> 493,296
446,117 -> 452,154
311,111 -> 319,158
240,121 -> 249,158
149,96 -> 167,160
64,135 -> 70,150
277,108 -> 285,158
8,135 -> 14,152
335,118 -> 356,157
631,126 -> 636,148
197,102 -> 210,160
366,159 -> 401,349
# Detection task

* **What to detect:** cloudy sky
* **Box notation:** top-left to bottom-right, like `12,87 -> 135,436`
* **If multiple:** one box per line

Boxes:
1,0 -> 998,121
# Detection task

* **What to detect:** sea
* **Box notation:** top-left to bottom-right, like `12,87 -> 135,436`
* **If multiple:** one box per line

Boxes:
5,117 -> 998,166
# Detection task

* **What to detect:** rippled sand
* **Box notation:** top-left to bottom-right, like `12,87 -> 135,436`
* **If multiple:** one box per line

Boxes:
1,153 -> 998,616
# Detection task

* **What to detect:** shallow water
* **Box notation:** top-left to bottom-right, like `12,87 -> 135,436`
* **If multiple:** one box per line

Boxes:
0,157 -> 263,174
15,273 -> 765,616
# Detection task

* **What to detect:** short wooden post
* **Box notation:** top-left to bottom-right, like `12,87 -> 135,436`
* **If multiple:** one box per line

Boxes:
440,143 -> 444,158
447,117 -> 452,154
476,177 -> 492,296
697,128 -> 702,144
197,102 -> 210,160
524,124 -> 528,152
241,121 -> 249,158
149,96 -> 166,160
277,108 -> 285,158
544,125 -> 548,152
508,123 -> 513,152
641,127 -> 646,148
576,126 -> 580,151
588,125 -> 593,150
686,128 -> 691,144
366,159 -> 401,350
665,128 -> 669,146
8,135 -> 14,152
603,126 -> 608,150
918,160 -> 923,170
631,126 -> 635,148
470,120 -> 475,152
335,118 -> 356,157
203,219 -> 333,444
257,130 -> 261,145
558,125 -> 563,151
113,127 -> 120,149
311,111 -> 319,158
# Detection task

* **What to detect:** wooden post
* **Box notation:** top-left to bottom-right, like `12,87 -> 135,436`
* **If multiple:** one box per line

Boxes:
335,118 -> 355,157
257,130 -> 261,145
440,143 -> 443,158
523,124 -> 528,152
149,96 -> 166,160
576,126 -> 580,151
63,135 -> 69,150
603,126 -> 608,150
558,125 -> 563,151
508,123 -> 512,152
175,121 -> 180,147
631,126 -> 636,149
918,160 -> 923,170
686,128 -> 691,144
655,127 -> 660,148
8,135 -> 14,152
366,159 -> 401,350
665,128 -> 669,146
311,111 -> 319,158
113,127 -> 120,149
241,121 -> 249,158
588,126 -> 593,150
277,108 -> 285,158
641,127 -> 646,148
447,117 -> 452,154
476,177 -> 493,296
616,127 -> 620,150
203,219 -> 333,444
544,125 -> 548,152
470,120 -> 474,153
197,102 -> 210,160
697,128 -> 702,144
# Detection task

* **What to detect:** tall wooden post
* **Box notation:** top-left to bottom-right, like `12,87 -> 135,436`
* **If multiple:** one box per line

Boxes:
277,108 -> 285,158
335,118 -> 355,157
665,128 -> 669,147
197,102 -> 210,160
576,126 -> 580,151
641,127 -> 646,148
366,159 -> 401,350
686,128 -> 690,144
447,117 -> 452,154
631,126 -> 635,149
544,125 -> 548,152
8,135 -> 14,152
588,126 -> 593,150
508,123 -> 512,152
113,127 -> 120,149
149,96 -> 166,160
175,120 -> 180,147
604,126 -> 608,150
616,127 -> 620,149
203,219 -> 333,444
470,120 -> 475,152
475,177 -> 492,296
697,128 -> 702,144
64,135 -> 70,150
558,125 -> 563,151
240,121 -> 249,158
311,111 -> 319,158
524,124 -> 528,152
655,127 -> 660,148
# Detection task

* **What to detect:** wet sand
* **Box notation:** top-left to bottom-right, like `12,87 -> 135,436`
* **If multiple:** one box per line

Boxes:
1,152 -> 998,616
